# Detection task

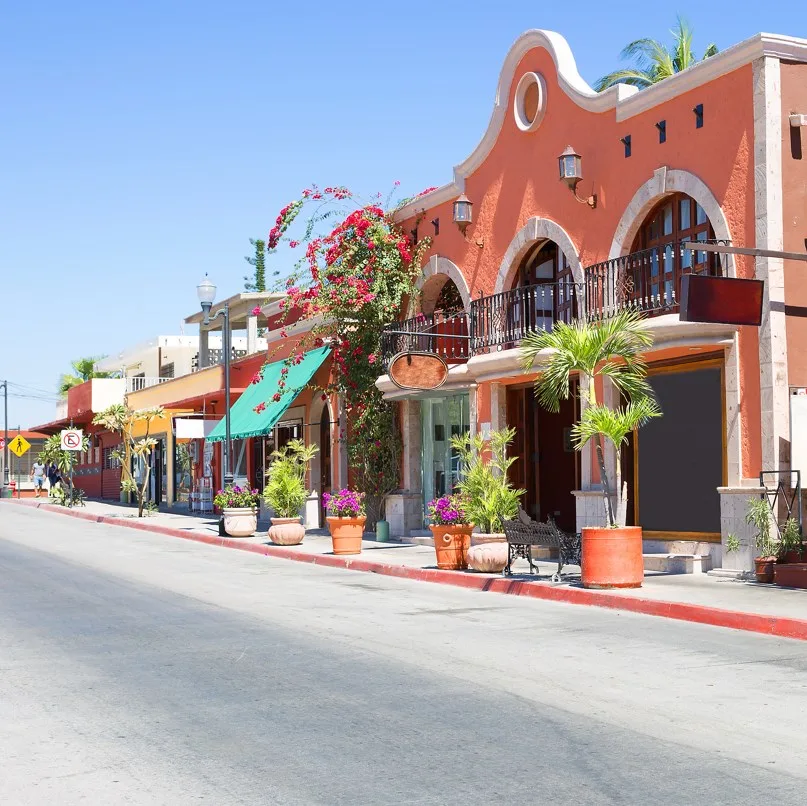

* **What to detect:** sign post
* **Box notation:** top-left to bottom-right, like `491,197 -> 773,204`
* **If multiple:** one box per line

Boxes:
60,429 -> 83,507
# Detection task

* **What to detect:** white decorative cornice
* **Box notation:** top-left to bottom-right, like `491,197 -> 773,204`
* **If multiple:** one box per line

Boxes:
394,30 -> 807,222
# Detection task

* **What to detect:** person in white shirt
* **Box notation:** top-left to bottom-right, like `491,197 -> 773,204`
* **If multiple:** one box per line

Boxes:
30,460 -> 46,498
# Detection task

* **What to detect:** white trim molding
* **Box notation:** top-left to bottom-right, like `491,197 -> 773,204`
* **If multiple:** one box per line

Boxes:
494,217 -> 583,293
412,255 -> 472,317
394,30 -> 807,223
609,167 -> 736,277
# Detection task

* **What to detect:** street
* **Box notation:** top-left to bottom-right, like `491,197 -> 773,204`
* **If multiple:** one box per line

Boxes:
2,505 -> 807,805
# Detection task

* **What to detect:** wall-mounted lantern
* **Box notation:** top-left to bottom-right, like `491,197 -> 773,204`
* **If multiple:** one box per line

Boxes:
558,145 -> 597,209
452,194 -> 473,234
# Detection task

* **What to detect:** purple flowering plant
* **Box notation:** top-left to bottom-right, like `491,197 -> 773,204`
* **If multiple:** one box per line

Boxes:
427,494 -> 469,526
213,484 -> 261,510
323,488 -> 366,518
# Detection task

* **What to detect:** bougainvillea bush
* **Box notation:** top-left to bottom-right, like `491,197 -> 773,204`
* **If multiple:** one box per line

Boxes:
257,185 -> 432,526
323,489 -> 366,519
426,494 -> 470,526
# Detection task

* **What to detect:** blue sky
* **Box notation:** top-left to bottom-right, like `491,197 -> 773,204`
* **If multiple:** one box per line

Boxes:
2,2 -> 805,428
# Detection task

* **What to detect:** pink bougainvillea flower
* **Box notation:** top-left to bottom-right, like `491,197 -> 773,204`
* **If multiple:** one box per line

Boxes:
251,305 -> 262,316
272,393 -> 281,402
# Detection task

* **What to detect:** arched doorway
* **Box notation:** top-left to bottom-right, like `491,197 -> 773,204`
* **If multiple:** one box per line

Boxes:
505,240 -> 579,530
629,192 -> 719,309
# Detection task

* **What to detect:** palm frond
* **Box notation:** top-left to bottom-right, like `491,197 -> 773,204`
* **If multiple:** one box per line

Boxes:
573,396 -> 661,451
594,69 -> 654,91
702,43 -> 719,59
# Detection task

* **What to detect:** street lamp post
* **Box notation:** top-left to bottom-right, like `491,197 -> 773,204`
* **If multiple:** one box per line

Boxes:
1,380 -> 9,494
197,276 -> 233,536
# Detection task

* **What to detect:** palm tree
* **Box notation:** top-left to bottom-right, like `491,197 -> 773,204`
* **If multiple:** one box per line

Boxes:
520,310 -> 661,527
59,356 -> 113,397
595,17 -> 718,91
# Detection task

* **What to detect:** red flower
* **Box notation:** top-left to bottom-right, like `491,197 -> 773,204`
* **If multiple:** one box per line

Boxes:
321,394 -> 327,401
368,354 -> 377,365
254,402 -> 267,413
272,393 -> 282,402
289,240 -> 299,248
251,305 -> 262,316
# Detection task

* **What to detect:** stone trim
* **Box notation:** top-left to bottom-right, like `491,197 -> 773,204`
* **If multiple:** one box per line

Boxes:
753,56 -> 790,473
411,255 -> 472,317
494,217 -> 583,293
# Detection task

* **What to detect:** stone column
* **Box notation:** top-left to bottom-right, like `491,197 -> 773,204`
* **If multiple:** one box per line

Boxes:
753,56 -> 790,473
336,396 -> 349,489
246,314 -> 259,355
386,399 -> 424,538
711,486 -> 767,576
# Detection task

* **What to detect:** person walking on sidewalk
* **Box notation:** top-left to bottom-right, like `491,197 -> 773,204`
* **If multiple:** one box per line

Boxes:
47,462 -> 61,496
30,460 -> 47,498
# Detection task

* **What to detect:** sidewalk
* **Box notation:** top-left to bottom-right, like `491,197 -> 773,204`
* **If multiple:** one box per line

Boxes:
6,497 -> 807,641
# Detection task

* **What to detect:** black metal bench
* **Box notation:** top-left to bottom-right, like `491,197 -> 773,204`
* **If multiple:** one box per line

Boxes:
502,508 -> 582,581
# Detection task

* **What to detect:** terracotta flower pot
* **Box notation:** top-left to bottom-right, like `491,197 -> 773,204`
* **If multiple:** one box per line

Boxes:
773,562 -> 807,589
222,507 -> 258,538
471,532 -> 506,546
268,517 -> 305,545
429,524 -> 474,570
581,526 -> 644,589
327,516 -> 365,555
754,557 -> 776,584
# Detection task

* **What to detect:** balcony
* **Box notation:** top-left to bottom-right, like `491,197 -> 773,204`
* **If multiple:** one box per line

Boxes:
191,347 -> 249,372
125,376 -> 173,393
380,310 -> 470,367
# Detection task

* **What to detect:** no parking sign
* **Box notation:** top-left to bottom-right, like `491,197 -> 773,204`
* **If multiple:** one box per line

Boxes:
60,429 -> 84,451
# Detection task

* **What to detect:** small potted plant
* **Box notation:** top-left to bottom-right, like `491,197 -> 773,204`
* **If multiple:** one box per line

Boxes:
427,494 -> 474,570
324,489 -> 366,555
263,439 -> 318,546
214,484 -> 261,537
745,497 -> 778,583
773,517 -> 807,589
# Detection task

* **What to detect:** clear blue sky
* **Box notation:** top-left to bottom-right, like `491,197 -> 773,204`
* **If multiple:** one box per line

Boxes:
2,2 -> 805,428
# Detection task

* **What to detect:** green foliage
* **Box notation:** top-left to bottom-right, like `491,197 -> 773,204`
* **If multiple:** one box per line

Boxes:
595,17 -> 719,90
263,438 -> 318,518
39,433 -> 90,473
450,428 -> 525,534
725,533 -> 741,553
92,404 -> 165,517
58,356 -> 114,397
244,238 -> 275,292
50,484 -> 86,507
521,309 -> 660,528
213,484 -> 261,509
778,517 -> 803,561
746,497 -> 777,559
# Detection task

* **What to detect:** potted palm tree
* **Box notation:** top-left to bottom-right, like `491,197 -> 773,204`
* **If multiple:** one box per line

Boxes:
450,427 -> 524,543
263,439 -> 318,546
214,484 -> 261,537
427,494 -> 474,570
323,489 -> 366,555
521,310 -> 661,589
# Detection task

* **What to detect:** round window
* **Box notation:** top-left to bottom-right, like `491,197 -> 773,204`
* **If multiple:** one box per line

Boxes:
513,72 -> 546,133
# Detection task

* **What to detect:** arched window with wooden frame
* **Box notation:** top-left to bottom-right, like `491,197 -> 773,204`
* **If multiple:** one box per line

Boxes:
510,240 -> 576,329
630,193 -> 720,308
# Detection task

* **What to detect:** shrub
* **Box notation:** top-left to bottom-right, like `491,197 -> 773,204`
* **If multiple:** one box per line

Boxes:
263,439 -> 317,519
214,484 -> 261,510
427,494 -> 469,526
323,489 -> 365,518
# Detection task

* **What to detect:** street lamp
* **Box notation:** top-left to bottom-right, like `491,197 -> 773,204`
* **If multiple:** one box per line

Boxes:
196,275 -> 233,507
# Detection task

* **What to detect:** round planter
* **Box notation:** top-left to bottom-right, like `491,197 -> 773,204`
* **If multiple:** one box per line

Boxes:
754,557 -> 776,584
471,532 -> 506,546
268,517 -> 305,546
429,524 -> 474,570
222,507 -> 258,538
467,541 -> 508,573
581,526 -> 644,589
327,516 -> 366,555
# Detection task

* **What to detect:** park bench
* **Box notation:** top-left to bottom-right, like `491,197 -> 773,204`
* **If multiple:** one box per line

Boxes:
502,508 -> 582,582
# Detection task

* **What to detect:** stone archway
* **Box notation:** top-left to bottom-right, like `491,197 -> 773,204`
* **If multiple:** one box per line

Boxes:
609,167 -> 736,276
410,255 -> 472,317
494,217 -> 582,294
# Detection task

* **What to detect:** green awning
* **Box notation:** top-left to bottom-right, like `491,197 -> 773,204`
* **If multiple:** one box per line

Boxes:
206,346 -> 330,442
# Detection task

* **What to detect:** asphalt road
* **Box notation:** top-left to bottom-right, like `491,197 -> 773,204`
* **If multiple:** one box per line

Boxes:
2,505 -> 807,805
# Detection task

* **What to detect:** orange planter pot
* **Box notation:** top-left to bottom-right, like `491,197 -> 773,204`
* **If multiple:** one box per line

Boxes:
327,516 -> 366,555
581,526 -> 644,589
429,524 -> 474,570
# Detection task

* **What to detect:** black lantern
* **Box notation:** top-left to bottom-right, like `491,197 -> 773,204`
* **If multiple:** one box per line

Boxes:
452,194 -> 473,233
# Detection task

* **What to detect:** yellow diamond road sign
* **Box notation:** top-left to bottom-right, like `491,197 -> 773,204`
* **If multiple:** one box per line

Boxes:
8,435 -> 31,458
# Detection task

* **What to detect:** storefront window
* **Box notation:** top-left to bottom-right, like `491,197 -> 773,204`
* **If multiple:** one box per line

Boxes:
421,395 -> 470,518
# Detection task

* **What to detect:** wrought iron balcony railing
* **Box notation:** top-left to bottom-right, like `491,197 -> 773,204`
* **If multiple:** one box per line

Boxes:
380,309 -> 470,367
469,280 -> 578,353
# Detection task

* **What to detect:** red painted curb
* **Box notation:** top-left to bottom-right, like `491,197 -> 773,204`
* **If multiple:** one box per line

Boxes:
6,498 -> 807,642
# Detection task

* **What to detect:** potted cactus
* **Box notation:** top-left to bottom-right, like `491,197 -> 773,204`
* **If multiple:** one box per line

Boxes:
324,489 -> 366,555
214,484 -> 261,537
263,439 -> 318,546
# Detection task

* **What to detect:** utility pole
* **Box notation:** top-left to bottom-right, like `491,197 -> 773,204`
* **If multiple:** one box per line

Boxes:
2,380 -> 8,494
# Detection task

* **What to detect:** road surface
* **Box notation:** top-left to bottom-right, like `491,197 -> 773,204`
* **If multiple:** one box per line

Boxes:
1,504 -> 806,805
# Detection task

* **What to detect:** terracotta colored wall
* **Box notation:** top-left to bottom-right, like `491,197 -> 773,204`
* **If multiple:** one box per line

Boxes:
782,62 -> 807,387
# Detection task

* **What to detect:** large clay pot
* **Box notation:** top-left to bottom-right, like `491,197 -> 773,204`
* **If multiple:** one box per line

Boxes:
268,517 -> 305,546
471,533 -> 506,546
773,562 -> 807,589
581,526 -> 644,589
222,507 -> 258,538
327,516 -> 366,555
467,541 -> 508,573
429,524 -> 474,570
754,557 -> 776,584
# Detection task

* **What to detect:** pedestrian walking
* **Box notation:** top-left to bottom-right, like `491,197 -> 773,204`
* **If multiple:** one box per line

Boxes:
30,459 -> 47,498
47,462 -> 61,495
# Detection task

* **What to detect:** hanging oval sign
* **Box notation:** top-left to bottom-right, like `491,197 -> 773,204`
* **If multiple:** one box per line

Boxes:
388,352 -> 449,391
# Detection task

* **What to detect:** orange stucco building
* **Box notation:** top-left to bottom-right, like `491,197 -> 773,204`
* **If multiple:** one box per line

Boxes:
377,29 -> 807,573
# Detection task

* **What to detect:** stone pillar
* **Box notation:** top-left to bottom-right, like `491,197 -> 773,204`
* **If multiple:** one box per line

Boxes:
305,491 -> 320,529
469,384 -> 478,438
246,314 -> 259,355
490,383 -> 506,433
724,338 -> 742,486
753,56 -> 789,473
199,326 -> 210,369
579,373 -> 593,491
711,486 -> 767,576
386,400 -> 424,538
572,490 -> 612,533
